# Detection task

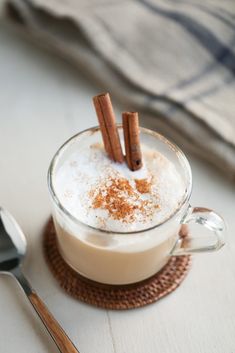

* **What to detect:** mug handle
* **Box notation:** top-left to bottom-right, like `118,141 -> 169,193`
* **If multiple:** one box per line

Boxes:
171,206 -> 226,256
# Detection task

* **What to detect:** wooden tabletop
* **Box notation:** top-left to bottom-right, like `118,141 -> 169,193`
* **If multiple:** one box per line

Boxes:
0,24 -> 235,353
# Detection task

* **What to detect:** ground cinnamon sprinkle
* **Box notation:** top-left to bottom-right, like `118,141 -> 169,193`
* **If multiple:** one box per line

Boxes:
134,178 -> 152,194
90,177 -> 159,223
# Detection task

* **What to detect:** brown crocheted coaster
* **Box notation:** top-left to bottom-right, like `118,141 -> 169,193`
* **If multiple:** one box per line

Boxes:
43,219 -> 191,310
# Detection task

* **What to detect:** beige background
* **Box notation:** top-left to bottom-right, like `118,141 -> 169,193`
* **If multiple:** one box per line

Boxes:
0,24 -> 235,353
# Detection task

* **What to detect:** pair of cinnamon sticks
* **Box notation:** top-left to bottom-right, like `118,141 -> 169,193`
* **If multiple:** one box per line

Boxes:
93,93 -> 142,171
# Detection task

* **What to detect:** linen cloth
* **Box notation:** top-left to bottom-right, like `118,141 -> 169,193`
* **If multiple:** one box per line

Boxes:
3,0 -> 235,178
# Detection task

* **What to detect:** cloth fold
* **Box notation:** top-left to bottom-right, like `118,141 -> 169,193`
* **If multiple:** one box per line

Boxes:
3,0 -> 235,179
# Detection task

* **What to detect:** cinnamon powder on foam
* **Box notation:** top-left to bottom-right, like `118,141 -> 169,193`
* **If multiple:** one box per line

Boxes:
90,177 -> 160,224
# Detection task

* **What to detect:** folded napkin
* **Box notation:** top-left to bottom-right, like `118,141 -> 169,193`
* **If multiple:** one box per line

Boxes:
3,0 -> 235,179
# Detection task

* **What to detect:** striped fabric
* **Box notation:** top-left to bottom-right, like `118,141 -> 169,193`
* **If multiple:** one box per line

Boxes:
4,0 -> 235,178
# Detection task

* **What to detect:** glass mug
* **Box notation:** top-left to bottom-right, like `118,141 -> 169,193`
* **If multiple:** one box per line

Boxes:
48,126 -> 225,285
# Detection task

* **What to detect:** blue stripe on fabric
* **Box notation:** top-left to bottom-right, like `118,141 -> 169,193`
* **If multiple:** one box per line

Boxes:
170,1 -> 235,30
138,0 -> 235,76
163,36 -> 235,94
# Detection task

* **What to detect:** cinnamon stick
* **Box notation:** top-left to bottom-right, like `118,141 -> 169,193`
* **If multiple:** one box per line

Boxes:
93,93 -> 124,163
122,112 -> 142,171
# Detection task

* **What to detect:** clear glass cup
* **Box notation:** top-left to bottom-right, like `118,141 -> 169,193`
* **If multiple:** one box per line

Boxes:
48,126 -> 225,285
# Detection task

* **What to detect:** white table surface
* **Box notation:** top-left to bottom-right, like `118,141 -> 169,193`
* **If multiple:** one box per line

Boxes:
0,23 -> 235,353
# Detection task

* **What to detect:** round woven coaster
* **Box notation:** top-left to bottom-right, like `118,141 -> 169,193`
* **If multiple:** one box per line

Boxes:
43,219 -> 191,310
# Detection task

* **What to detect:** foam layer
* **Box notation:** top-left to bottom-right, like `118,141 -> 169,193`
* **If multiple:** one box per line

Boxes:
54,143 -> 186,232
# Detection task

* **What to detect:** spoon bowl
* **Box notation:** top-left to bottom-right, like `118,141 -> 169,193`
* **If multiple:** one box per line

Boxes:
0,208 -> 26,272
0,207 -> 79,353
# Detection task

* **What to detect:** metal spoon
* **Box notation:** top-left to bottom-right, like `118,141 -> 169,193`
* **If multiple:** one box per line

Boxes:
0,207 -> 79,353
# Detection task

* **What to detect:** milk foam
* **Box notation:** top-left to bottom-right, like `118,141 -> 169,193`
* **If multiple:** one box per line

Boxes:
54,143 -> 186,232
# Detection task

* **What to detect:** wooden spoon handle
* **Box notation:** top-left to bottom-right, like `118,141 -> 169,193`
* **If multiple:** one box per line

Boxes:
29,291 -> 79,353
